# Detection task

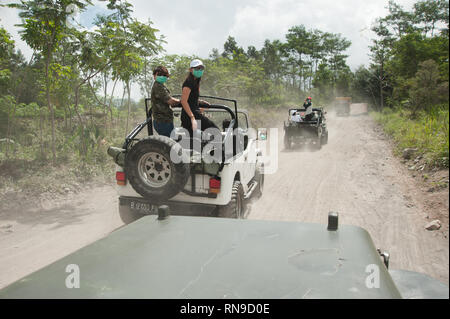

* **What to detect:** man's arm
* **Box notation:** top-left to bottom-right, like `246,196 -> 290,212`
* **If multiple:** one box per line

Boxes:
167,97 -> 180,106
199,99 -> 210,107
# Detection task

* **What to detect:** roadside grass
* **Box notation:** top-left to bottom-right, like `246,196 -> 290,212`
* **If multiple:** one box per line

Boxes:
0,115 -> 132,196
0,146 -> 116,196
371,104 -> 449,169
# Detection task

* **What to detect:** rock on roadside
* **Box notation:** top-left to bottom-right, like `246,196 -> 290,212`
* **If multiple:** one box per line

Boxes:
425,220 -> 442,231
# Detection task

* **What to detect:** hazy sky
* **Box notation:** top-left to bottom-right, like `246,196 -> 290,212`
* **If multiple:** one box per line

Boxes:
0,0 -> 417,98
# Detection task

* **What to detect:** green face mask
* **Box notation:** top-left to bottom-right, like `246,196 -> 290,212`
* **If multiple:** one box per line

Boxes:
156,75 -> 167,84
192,69 -> 204,78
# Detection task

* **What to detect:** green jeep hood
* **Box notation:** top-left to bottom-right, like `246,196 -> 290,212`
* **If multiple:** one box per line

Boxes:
0,216 -> 402,299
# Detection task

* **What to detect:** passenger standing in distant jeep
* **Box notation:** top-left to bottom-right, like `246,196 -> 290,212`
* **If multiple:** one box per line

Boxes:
180,59 -> 218,136
303,97 -> 314,121
151,66 -> 180,137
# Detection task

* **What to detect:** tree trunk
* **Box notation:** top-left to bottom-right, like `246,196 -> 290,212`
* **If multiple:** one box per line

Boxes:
108,78 -> 118,135
63,105 -> 67,131
125,81 -> 131,135
39,106 -> 44,159
5,98 -> 17,159
74,84 -> 86,156
69,104 -> 72,131
45,55 -> 56,165
118,86 -> 126,124
103,72 -> 108,133
379,61 -> 384,111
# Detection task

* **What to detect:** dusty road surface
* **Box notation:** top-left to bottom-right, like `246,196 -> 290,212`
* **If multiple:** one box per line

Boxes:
0,104 -> 448,290
0,185 -> 122,289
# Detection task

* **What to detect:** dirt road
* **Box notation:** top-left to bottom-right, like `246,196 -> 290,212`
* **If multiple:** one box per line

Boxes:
0,185 -> 122,289
0,105 -> 448,290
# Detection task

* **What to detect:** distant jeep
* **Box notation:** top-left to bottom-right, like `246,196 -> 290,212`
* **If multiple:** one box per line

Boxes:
283,107 -> 328,150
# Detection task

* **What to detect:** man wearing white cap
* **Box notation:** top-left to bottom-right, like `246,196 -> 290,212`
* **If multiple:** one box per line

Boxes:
180,59 -> 219,136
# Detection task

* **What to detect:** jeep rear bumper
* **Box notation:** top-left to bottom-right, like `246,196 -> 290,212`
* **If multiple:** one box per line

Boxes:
119,196 -> 217,217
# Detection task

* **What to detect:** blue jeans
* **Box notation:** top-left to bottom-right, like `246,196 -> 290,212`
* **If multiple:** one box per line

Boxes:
153,121 -> 174,138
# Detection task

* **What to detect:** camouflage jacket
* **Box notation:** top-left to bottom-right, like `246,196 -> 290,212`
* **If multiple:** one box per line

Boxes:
151,82 -> 173,123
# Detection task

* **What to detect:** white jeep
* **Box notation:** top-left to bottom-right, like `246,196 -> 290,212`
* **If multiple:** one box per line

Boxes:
108,96 -> 266,224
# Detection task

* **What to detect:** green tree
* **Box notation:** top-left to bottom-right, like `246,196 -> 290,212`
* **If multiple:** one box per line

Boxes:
382,0 -> 416,37
8,0 -> 91,163
260,39 -> 284,83
312,63 -> 334,101
99,0 -> 162,134
351,66 -> 378,104
285,25 -> 310,90
409,59 -> 449,114
370,18 -> 394,109
414,0 -> 448,36
222,36 -> 245,59
0,27 -> 15,95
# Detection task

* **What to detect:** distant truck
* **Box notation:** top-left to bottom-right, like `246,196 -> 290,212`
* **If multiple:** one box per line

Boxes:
335,97 -> 351,116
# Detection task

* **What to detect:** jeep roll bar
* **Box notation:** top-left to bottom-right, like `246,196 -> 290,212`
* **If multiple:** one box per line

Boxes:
123,96 -> 238,150
289,107 -> 324,114
169,95 -> 238,128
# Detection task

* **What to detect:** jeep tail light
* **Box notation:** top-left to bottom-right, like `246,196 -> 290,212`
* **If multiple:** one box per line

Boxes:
209,177 -> 221,194
116,171 -> 126,186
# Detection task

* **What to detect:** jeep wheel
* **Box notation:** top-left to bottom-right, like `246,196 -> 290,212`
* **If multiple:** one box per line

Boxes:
125,136 -> 190,202
315,136 -> 322,150
321,131 -> 328,145
218,180 -> 246,219
284,134 -> 291,149
254,164 -> 264,198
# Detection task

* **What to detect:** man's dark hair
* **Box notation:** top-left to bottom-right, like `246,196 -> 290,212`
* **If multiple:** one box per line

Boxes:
153,66 -> 169,77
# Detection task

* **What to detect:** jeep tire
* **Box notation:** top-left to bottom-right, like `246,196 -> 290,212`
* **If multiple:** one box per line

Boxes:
315,135 -> 322,150
218,180 -> 246,219
284,133 -> 291,150
125,136 -> 190,202
254,164 -> 264,198
321,131 -> 328,145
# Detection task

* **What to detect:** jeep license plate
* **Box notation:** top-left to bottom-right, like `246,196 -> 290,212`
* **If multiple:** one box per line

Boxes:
129,199 -> 153,214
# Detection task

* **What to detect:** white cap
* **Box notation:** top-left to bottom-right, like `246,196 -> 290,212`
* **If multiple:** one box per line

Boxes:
190,59 -> 204,68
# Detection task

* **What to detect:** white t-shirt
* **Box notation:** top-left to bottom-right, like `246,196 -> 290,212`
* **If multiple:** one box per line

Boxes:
292,114 -> 302,122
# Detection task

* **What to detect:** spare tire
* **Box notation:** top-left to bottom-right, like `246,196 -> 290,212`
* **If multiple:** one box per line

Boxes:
125,136 -> 190,202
